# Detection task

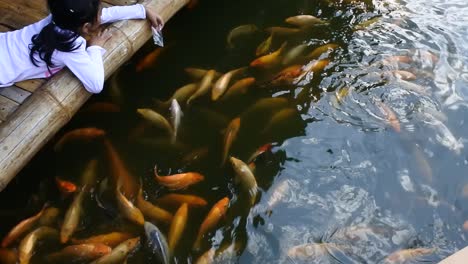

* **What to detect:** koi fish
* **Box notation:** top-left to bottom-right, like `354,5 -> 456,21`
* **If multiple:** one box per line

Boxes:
154,83 -> 198,109
104,139 -> 139,199
212,67 -> 248,101
186,0 -> 198,9
247,143 -> 273,163
230,157 -> 258,205
192,107 -> 230,129
227,24 -> 259,49
265,179 -> 290,215
170,99 -> 183,143
46,243 -> 111,262
54,127 -> 105,152
154,166 -> 205,190
61,189 -> 85,243
38,207 -> 60,226
270,65 -> 303,86
71,232 -> 133,248
136,48 -> 163,72
354,17 -> 381,31
136,108 -> 173,136
296,59 -> 330,82
0,248 -> 17,264
285,15 -> 329,27
185,68 -> 221,80
241,97 -> 290,119
261,108 -> 297,135
55,177 -> 77,195
382,248 -> 435,263
155,194 -> 208,208
144,222 -> 170,264
282,43 -> 308,65
116,181 -> 145,226
376,101 -> 401,132
221,117 -> 241,166
307,43 -> 339,60
265,27 -> 300,37
250,42 -> 287,69
1,207 -> 45,247
187,69 -> 217,105
383,70 -> 417,81
80,159 -> 98,191
19,227 -> 58,264
256,34 -> 274,56
222,77 -> 255,100
168,203 -> 188,252
89,237 -> 140,264
193,197 -> 230,251
136,187 -> 173,224
195,248 -> 215,264
287,243 -> 343,260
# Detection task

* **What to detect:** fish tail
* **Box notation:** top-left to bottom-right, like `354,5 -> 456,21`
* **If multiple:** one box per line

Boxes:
192,235 -> 202,251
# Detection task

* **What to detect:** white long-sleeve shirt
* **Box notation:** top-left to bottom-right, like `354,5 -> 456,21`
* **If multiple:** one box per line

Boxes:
0,4 -> 146,93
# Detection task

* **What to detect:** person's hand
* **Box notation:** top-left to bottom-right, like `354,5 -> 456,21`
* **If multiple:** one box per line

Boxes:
88,28 -> 112,47
145,6 -> 164,30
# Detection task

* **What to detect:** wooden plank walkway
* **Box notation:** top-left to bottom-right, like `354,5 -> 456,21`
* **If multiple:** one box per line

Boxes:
0,0 -> 189,190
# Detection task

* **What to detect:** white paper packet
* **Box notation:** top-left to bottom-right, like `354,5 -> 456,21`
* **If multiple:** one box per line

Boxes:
152,27 -> 164,47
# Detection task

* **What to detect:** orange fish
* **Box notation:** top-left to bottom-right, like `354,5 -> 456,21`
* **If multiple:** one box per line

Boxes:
54,127 -> 106,152
382,55 -> 412,65
104,139 -> 138,199
250,42 -> 287,69
187,0 -> 198,9
71,232 -> 133,248
221,117 -> 241,166
247,143 -> 273,163
307,44 -> 339,60
222,78 -> 255,100
46,243 -> 111,262
0,248 -> 17,264
376,101 -> 401,132
1,207 -> 45,247
154,166 -> 205,190
193,197 -> 230,251
270,65 -> 303,86
136,187 -> 173,224
155,194 -> 208,208
55,177 -> 77,195
168,203 -> 188,252
136,48 -> 163,72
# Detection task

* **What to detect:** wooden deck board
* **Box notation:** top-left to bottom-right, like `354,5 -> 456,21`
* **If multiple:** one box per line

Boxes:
0,95 -> 19,121
0,86 -> 32,104
0,1 -> 46,30
15,79 -> 46,93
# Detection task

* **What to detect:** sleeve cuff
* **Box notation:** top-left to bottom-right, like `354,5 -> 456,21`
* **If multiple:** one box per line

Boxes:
137,4 -> 147,20
87,46 -> 107,56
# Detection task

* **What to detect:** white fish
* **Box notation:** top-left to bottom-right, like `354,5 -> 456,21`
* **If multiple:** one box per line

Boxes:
430,118 -> 464,154
170,99 -> 183,144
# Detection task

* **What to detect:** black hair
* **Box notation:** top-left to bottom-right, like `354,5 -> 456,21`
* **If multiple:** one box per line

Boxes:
29,0 -> 101,69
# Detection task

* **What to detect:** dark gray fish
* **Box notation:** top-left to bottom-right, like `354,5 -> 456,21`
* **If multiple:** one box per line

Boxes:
144,222 -> 170,264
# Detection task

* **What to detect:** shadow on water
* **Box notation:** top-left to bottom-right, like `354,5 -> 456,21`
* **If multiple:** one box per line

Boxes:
2,0 -> 468,263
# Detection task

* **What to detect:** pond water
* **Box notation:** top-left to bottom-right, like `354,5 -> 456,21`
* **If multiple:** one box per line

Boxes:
1,0 -> 468,263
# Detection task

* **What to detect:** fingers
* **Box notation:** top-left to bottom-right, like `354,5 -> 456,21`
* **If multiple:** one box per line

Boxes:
156,15 -> 165,30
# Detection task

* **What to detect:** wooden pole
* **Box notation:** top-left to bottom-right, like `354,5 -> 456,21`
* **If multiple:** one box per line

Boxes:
0,0 -> 189,191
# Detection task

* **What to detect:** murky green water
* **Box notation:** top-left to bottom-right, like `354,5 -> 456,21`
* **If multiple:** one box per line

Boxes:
2,0 -> 468,263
